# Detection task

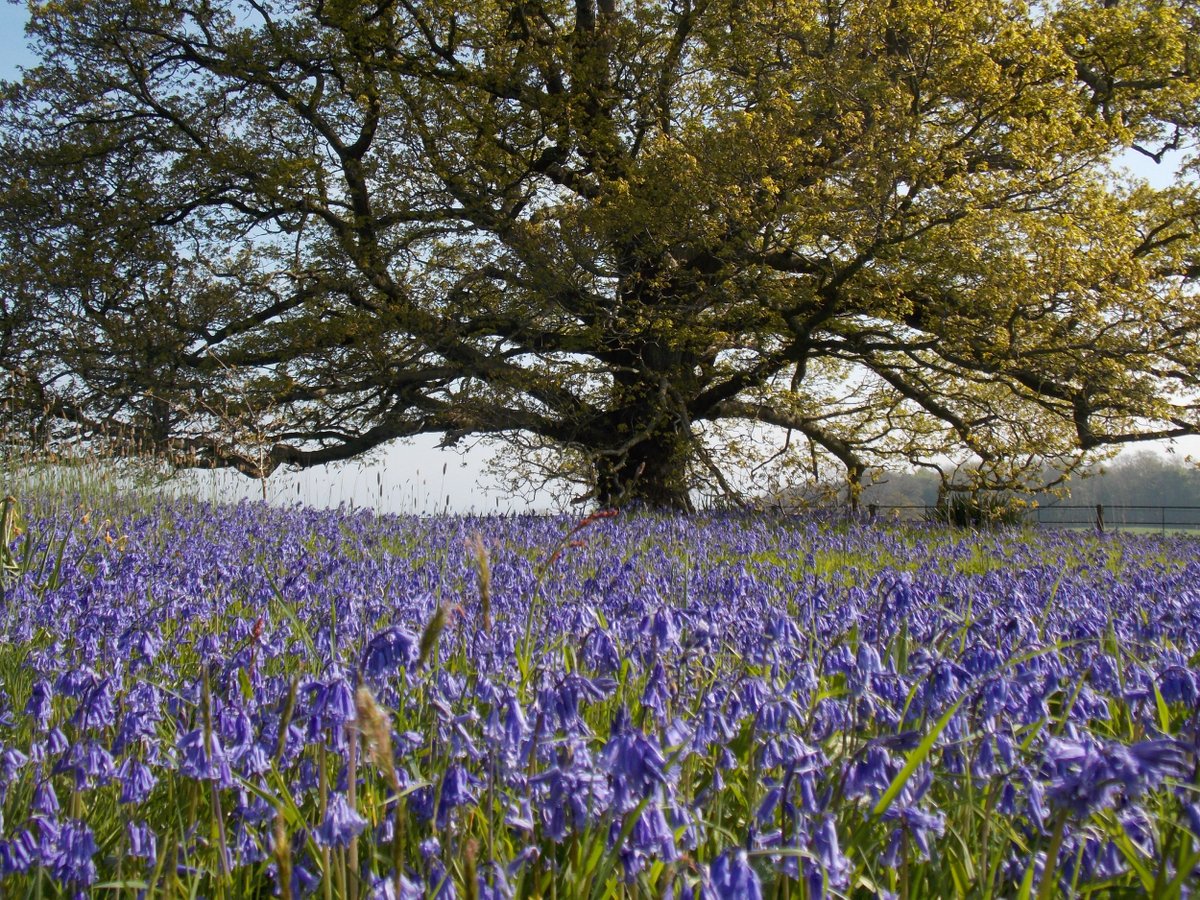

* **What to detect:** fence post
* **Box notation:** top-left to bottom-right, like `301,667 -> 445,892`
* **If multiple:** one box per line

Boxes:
1095,504 -> 1104,533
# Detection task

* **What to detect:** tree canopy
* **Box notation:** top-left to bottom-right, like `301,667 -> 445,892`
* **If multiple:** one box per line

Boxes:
1,0 -> 1199,508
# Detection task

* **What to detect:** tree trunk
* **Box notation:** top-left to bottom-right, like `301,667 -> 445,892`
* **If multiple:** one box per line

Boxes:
592,426 -> 695,511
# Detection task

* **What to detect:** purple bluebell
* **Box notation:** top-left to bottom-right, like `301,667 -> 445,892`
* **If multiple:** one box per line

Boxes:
704,849 -> 763,900
437,764 -> 478,828
0,744 -> 29,798
32,777 -> 60,816
315,793 -> 368,848
603,716 -> 667,812
1043,736 -> 1190,818
25,679 -> 53,730
177,728 -> 233,788
307,674 -> 357,737
617,803 -> 678,877
117,757 -> 158,804
810,814 -> 850,891
362,626 -> 418,681
71,677 -> 117,731
0,829 -> 38,875
44,819 -> 98,887
1157,665 -> 1197,706
641,662 -> 670,723
881,804 -> 946,865
126,820 -> 156,861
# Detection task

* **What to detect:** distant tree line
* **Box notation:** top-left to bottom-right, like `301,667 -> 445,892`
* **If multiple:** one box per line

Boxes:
1044,453 -> 1200,510
767,451 -> 1200,512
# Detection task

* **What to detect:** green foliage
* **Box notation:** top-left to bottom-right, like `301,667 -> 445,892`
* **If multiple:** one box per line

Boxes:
925,492 -> 1029,529
1,0 -> 1198,508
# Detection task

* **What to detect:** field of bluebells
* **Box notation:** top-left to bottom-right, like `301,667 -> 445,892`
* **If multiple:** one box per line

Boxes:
2,492 -> 1200,899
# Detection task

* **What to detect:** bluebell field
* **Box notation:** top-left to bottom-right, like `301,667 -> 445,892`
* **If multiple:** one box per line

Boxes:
1,494 -> 1199,898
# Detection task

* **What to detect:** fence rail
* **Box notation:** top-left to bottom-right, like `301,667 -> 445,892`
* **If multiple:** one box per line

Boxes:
865,503 -> 1200,534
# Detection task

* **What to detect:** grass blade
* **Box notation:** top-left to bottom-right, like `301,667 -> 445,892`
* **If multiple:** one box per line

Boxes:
873,693 -> 967,819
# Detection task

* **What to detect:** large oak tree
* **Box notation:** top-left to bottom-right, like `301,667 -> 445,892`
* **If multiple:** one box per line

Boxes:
1,0 -> 1199,508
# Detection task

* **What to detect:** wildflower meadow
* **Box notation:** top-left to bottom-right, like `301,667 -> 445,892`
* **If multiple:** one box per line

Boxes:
1,490 -> 1199,898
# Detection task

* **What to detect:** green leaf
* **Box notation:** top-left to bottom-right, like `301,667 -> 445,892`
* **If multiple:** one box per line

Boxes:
1015,853 -> 1036,900
1111,827 -> 1157,893
264,570 -> 318,661
1160,847 -> 1200,898
1152,681 -> 1172,734
873,692 -> 968,819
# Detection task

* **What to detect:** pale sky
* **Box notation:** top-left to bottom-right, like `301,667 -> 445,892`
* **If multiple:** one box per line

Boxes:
1,3 -> 1196,513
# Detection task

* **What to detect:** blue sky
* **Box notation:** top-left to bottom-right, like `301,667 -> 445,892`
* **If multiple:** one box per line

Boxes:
1,2 -> 34,79
0,2 -> 1195,509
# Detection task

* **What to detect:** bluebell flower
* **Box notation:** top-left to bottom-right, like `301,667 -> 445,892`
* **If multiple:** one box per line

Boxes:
641,662 -> 670,723
882,575 -> 914,620
978,677 -> 1010,721
0,744 -> 29,795
408,785 -> 435,824
811,814 -> 850,891
475,861 -> 514,900
881,804 -> 946,865
603,718 -> 667,812
825,645 -> 855,678
810,698 -> 851,742
233,821 -> 270,865
365,871 -> 424,899
1071,834 -> 1124,883
583,627 -> 622,674
55,740 -> 114,790
643,607 -> 680,650
618,803 -> 678,877
126,820 -> 156,861
45,818 -> 98,886
117,757 -> 158,804
25,679 -> 53,730
307,674 -> 357,739
315,793 -> 368,848
230,738 -> 272,776
500,694 -> 528,759
504,797 -> 534,832
553,674 -> 616,734
843,745 -> 896,801
852,643 -> 883,695
0,829 -> 38,875
45,726 -> 70,756
739,677 -> 771,717
437,764 -> 478,828
55,667 -> 99,700
113,707 -> 159,754
32,777 -> 60,816
1119,806 -> 1157,857
757,696 -> 804,734
1044,736 -> 1190,818
177,728 -> 233,787
765,613 -> 804,648
289,856 -> 322,898
362,626 -> 419,681
704,849 -> 762,900
71,677 -> 117,731
1123,739 -> 1191,790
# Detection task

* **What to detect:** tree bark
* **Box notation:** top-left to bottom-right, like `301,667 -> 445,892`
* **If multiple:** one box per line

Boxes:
592,422 -> 695,511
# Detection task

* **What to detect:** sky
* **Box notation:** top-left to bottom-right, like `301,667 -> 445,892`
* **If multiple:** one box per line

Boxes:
1,3 -> 1196,513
